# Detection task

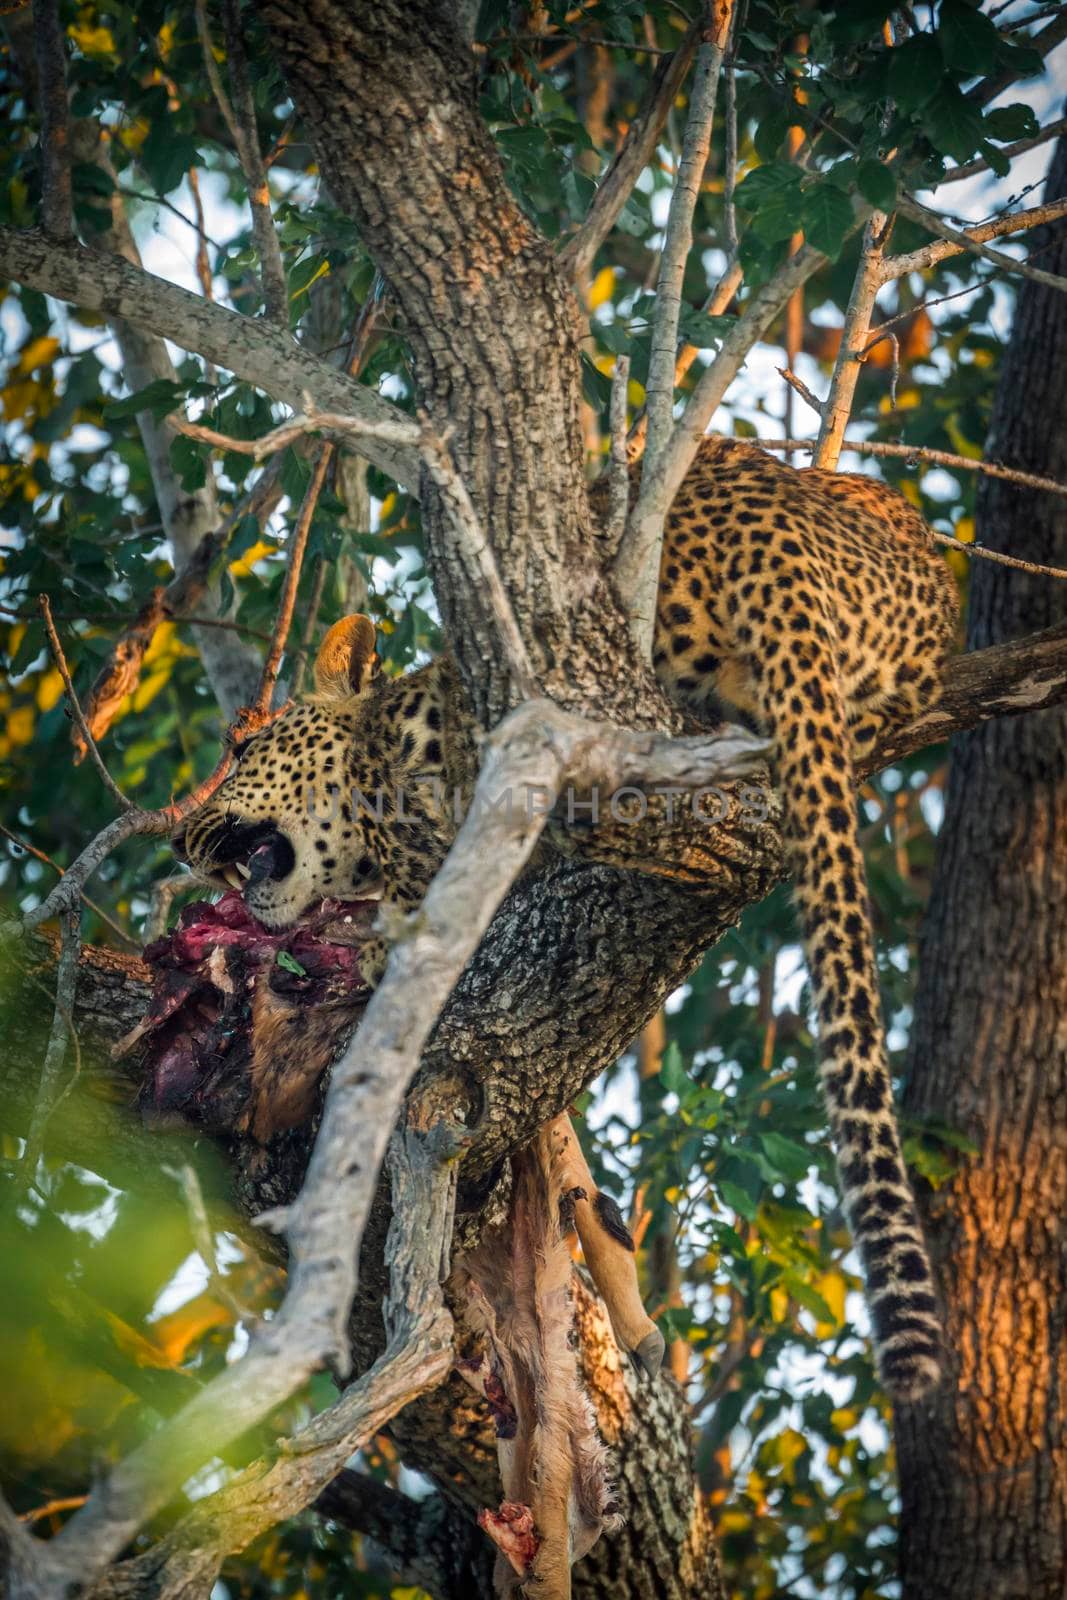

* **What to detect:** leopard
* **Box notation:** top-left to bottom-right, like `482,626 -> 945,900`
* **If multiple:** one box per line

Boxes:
174,435 -> 959,1402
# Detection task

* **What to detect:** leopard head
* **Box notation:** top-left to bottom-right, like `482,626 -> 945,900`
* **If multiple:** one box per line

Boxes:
173,615 -> 452,929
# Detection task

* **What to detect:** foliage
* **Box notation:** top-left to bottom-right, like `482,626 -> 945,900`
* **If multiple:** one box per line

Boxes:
0,0 -> 1055,1594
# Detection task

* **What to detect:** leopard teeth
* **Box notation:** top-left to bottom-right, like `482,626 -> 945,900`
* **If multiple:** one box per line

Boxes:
235,861 -> 252,880
223,867 -> 244,890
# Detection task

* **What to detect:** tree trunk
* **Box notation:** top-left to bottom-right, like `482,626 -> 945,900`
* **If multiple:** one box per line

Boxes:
897,135 -> 1067,1599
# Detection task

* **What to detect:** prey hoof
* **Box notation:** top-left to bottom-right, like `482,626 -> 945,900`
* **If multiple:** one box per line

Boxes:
630,1328 -> 666,1380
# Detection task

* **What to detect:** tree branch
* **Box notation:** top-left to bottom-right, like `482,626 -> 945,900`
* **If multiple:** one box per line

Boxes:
894,193 -> 1067,294
215,0 -> 289,323
615,2 -> 735,655
39,595 -> 134,808
170,404 -> 539,699
870,619 -> 1067,771
559,16 -> 702,283
3,6 -> 267,720
82,1115 -> 464,1600
653,235 -> 845,510
940,115 -> 1067,186
813,211 -> 892,471
31,0 -> 72,238
250,444 -> 332,714
889,195 -> 1067,283
764,436 -> 1067,502
8,696 -> 765,1600
0,229 -> 420,491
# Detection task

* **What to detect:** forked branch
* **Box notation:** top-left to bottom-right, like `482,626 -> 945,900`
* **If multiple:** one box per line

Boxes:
560,16 -> 702,283
7,697 -> 766,1600
613,0 -> 736,655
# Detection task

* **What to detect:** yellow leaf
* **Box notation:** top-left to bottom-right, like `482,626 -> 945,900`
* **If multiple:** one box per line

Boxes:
813,1268 -> 846,1334
954,516 -> 975,543
17,336 -> 60,376
7,706 -> 34,746
880,386 -> 920,414
158,20 -> 175,58
769,1284 -> 789,1323
290,259 -> 330,302
772,1426 -> 807,1484
132,668 -> 171,712
152,1291 -> 233,1364
945,417 -> 982,460
716,1510 -> 751,1535
36,668 -> 66,713
588,266 -> 616,311
70,17 -> 116,56
144,620 -> 178,664
229,539 -> 277,578
830,1406 -> 858,1432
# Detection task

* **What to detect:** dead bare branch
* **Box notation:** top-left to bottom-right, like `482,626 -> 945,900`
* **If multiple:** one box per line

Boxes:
813,212 -> 893,471
218,0 -> 289,323
39,597 -> 133,811
776,366 -> 824,418
0,229 -> 421,490
893,193 -> 1067,293
560,16 -> 702,283
251,444 -> 332,716
940,115 -> 1067,186
764,436 -> 1067,502
0,824 -> 134,946
615,1 -> 736,654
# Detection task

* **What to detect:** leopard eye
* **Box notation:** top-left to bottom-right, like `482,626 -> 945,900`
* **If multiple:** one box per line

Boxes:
230,737 -> 258,767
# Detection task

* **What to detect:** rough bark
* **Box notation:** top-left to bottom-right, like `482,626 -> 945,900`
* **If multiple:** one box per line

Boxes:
897,136 -> 1067,1599
261,0 -> 667,733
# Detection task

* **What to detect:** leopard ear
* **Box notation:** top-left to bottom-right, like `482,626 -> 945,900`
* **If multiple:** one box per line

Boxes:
313,614 -> 380,699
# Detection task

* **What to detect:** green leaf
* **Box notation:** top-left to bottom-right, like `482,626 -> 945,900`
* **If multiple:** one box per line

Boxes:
595,318 -> 632,356
758,1131 -> 813,1181
105,378 -> 186,422
169,433 -> 206,492
938,0 -> 1001,77
800,181 -> 855,260
287,251 -> 330,302
888,35 -> 944,111
855,157 -> 897,212
615,195 -> 650,237
750,193 -> 802,246
788,1276 -> 835,1324
660,1041 -> 688,1097
983,102 -> 1039,144
580,352 -> 611,407
754,106 -> 792,163
719,1178 -> 758,1222
140,125 -> 198,197
976,140 -> 1010,179
275,950 -> 308,976
678,310 -> 735,348
734,161 -> 803,210
825,0 -> 895,44
924,79 -> 986,162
